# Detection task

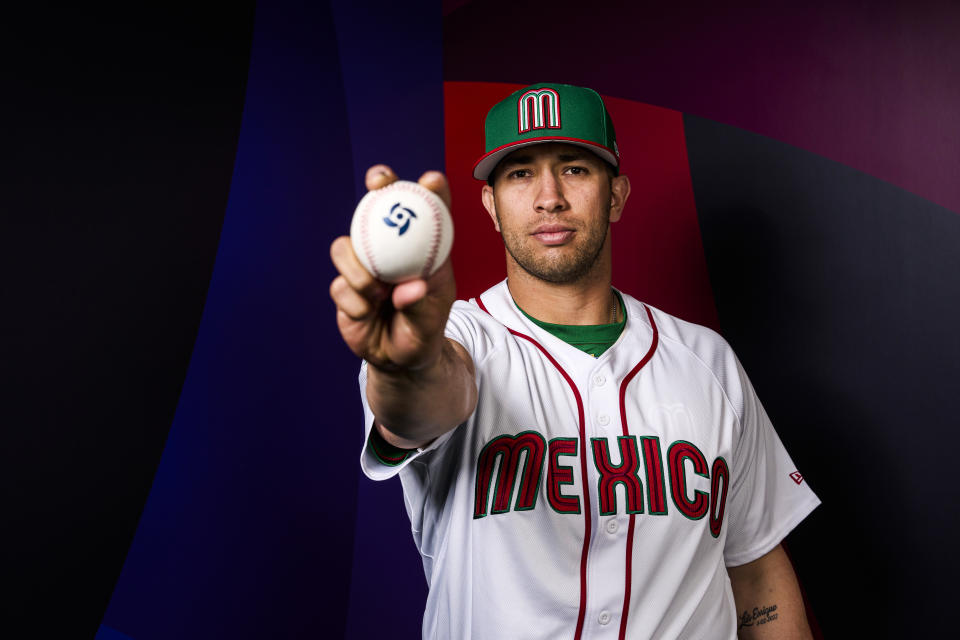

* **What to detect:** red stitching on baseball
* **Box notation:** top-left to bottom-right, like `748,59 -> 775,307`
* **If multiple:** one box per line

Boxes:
420,188 -> 444,278
358,194 -> 381,280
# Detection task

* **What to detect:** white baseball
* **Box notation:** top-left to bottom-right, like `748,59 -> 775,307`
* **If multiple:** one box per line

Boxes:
350,180 -> 454,284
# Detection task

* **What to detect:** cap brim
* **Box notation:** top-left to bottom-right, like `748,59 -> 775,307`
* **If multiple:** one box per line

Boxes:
472,136 -> 619,180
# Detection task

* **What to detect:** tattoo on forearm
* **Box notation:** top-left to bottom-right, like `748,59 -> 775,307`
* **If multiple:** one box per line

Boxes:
738,603 -> 779,629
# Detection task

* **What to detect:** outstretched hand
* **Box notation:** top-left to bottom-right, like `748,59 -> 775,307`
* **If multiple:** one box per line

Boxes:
330,165 -> 456,372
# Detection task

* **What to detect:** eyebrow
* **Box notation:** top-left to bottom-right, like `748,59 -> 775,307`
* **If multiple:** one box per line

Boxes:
501,154 -> 533,167
501,151 -> 587,167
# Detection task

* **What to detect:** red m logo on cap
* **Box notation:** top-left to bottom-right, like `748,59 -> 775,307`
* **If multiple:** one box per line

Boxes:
517,88 -> 561,134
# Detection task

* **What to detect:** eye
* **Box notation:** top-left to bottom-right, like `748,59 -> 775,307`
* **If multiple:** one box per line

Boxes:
508,168 -> 531,179
564,166 -> 588,175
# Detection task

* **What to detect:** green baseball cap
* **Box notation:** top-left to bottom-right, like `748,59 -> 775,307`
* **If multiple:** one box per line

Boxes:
473,82 -> 619,181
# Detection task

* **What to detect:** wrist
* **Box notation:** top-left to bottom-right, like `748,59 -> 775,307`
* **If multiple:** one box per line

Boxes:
367,338 -> 446,377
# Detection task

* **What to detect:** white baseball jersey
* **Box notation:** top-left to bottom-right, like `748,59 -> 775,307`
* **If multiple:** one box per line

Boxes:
359,280 -> 820,639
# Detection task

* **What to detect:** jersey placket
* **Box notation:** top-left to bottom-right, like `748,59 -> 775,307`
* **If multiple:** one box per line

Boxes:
581,304 -> 660,640
581,358 -> 631,640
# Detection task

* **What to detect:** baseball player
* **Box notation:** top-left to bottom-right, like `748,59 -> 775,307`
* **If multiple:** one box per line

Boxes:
330,83 -> 820,639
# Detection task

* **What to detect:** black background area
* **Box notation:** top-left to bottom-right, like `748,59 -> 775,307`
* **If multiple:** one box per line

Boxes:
685,114 -> 960,637
1,4 -> 255,634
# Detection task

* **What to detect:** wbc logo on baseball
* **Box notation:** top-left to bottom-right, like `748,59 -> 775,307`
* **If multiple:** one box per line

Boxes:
349,180 -> 454,284
383,202 -> 417,236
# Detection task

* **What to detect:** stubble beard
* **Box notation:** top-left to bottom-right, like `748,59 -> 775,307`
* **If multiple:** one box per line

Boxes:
497,203 -> 611,285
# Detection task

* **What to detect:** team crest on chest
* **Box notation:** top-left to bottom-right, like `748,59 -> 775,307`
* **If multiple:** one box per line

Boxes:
517,87 -> 561,133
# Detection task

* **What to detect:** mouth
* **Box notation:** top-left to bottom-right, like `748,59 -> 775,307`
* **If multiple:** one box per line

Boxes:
531,224 -> 575,245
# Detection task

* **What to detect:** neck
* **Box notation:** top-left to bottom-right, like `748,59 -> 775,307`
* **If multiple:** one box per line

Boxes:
505,253 -> 617,325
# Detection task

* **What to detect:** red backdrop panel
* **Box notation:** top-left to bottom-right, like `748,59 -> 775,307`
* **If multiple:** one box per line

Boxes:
444,81 -> 719,331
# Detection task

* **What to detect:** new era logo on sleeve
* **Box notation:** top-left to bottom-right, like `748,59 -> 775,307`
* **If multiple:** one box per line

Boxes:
789,471 -> 804,485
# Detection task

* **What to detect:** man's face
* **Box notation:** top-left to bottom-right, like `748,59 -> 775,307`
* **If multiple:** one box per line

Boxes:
481,143 -> 627,284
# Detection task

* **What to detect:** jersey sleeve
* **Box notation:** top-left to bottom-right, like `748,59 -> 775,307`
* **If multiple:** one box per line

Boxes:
722,354 -> 821,567
358,301 -> 490,481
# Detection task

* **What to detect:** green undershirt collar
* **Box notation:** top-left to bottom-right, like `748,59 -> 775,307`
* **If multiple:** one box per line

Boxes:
516,291 -> 626,358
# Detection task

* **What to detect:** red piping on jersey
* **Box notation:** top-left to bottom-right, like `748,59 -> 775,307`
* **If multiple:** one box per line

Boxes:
617,304 -> 659,640
476,297 -> 591,640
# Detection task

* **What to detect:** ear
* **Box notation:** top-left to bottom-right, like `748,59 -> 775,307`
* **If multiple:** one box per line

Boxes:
608,174 -> 631,223
481,184 -> 501,232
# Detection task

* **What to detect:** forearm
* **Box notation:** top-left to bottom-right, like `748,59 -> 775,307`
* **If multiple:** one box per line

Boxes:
728,545 -> 812,639
367,338 -> 477,448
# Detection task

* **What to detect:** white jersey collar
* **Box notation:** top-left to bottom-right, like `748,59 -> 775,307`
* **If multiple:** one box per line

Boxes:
473,279 -> 655,365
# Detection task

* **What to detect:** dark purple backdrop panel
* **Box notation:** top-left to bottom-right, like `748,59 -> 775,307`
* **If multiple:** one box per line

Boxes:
100,3 -> 366,638
685,115 -> 960,637
444,0 -> 960,215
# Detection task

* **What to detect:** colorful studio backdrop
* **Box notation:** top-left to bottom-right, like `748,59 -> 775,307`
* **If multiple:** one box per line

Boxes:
6,1 -> 958,638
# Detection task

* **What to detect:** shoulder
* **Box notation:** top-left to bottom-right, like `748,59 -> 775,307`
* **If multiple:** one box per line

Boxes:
620,291 -> 750,417
444,281 -> 514,361
620,291 -> 732,359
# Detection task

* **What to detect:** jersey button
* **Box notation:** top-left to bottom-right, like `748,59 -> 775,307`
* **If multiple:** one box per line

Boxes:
598,611 -> 611,625
593,374 -> 606,386
597,414 -> 610,426
605,519 -> 619,534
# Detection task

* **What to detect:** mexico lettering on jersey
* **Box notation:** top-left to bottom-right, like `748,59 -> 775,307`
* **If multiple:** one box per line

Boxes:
358,280 -> 820,640
472,430 -> 728,531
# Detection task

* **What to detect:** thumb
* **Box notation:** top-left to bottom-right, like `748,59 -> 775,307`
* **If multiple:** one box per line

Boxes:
393,279 -> 428,310
393,257 -> 455,317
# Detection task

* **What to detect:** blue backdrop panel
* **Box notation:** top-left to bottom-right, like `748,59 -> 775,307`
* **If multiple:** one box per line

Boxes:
330,2 -> 442,638
101,3 -> 363,638
101,2 -> 443,638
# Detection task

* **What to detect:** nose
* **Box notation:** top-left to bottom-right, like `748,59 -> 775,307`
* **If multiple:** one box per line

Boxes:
533,171 -> 567,213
